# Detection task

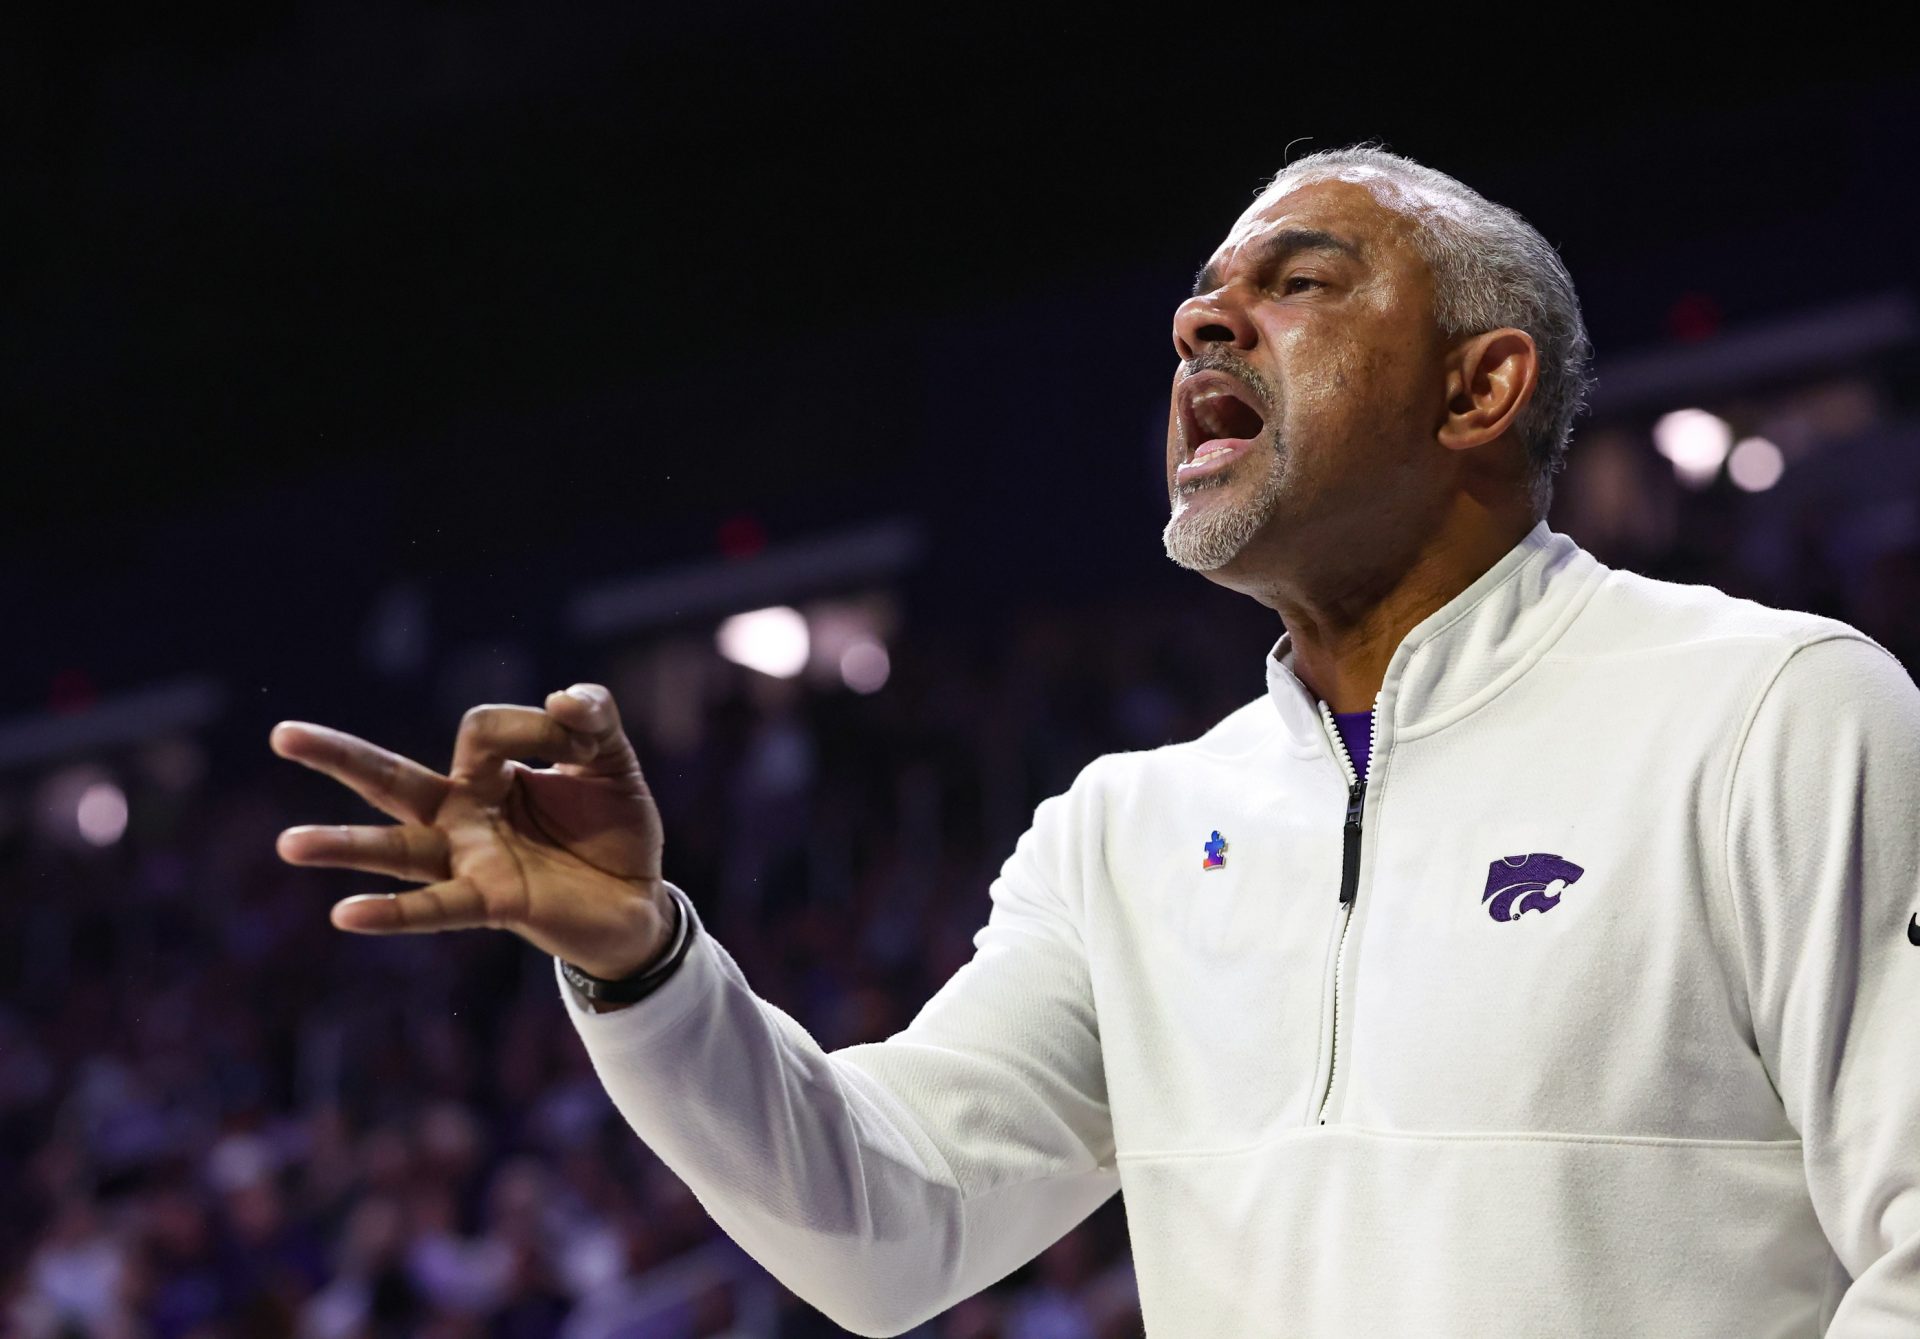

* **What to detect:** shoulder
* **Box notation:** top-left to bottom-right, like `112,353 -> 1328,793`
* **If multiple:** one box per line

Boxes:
1723,624 -> 1920,876
1553,565 -> 1897,693
1741,628 -> 1919,746
1561,566 -> 1920,739
1578,565 -> 1858,654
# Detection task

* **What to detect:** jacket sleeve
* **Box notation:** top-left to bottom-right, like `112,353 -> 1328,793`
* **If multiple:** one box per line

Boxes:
555,769 -> 1121,1337
1725,633 -> 1920,1333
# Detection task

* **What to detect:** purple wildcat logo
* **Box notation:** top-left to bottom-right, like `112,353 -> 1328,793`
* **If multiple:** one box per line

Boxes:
1482,854 -> 1585,922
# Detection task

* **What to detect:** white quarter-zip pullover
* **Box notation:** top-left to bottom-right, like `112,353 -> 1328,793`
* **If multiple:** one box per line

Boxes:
559,523 -> 1920,1336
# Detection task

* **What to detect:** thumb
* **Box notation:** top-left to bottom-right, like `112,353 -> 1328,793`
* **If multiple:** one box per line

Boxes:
545,684 -> 642,777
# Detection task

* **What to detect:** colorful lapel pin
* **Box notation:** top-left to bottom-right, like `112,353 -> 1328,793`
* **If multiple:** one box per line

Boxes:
1203,830 -> 1228,870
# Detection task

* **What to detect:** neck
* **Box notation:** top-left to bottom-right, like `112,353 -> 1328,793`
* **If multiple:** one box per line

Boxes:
1263,503 -> 1538,713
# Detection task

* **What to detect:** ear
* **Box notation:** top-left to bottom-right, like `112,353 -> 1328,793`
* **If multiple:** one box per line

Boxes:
1438,328 -> 1538,454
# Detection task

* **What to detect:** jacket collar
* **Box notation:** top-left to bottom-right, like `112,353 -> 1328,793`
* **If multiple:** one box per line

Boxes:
1263,522 -> 1606,755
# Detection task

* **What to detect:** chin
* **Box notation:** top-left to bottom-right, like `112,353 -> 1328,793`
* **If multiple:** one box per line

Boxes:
1163,487 -> 1269,573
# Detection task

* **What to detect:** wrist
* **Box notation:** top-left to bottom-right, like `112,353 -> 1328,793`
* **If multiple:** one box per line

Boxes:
567,882 -> 675,980
559,884 -> 694,1009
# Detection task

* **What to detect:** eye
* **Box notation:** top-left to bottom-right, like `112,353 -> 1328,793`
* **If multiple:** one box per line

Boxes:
1280,275 -> 1324,295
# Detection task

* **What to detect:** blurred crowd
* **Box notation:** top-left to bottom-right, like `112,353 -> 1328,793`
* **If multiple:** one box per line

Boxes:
2,588 -> 1276,1339
10,394 -> 1920,1337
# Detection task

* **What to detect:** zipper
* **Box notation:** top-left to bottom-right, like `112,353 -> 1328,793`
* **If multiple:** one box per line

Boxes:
1316,698 -> 1379,1125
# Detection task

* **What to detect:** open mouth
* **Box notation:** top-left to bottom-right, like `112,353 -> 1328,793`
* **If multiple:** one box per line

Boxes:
1175,371 -> 1268,482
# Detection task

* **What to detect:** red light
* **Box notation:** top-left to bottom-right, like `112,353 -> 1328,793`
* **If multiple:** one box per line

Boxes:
1665,293 -> 1722,343
716,515 -> 768,560
49,668 -> 97,715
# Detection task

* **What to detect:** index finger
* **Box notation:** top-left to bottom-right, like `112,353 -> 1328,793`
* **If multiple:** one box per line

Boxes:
270,722 -> 451,825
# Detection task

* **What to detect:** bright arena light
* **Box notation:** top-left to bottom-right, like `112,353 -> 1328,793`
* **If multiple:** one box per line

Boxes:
716,606 -> 810,679
839,639 -> 890,694
1652,408 -> 1733,488
76,781 -> 128,847
1727,436 -> 1786,492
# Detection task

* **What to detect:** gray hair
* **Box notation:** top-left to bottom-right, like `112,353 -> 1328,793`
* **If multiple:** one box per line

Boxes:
1264,145 -> 1593,509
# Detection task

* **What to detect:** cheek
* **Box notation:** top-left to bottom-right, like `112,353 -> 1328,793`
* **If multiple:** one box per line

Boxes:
1267,317 -> 1427,449
1265,323 -> 1367,433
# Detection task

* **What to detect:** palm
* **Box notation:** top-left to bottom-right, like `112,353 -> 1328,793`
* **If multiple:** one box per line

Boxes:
272,684 -> 673,978
444,761 -> 661,922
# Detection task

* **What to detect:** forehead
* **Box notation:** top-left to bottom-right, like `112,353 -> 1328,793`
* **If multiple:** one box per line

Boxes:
1213,175 -> 1426,270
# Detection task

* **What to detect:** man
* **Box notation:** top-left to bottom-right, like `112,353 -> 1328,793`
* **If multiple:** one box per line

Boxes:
272,147 -> 1920,1335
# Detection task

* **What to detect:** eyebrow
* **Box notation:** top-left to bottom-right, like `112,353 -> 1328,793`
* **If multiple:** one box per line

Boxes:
1190,227 -> 1362,298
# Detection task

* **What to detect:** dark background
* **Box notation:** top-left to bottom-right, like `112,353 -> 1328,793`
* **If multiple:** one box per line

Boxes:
7,14 -> 1919,711
5,10 -> 1919,1338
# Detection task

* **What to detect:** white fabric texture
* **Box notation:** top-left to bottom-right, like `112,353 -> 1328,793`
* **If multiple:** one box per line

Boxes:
559,523 -> 1920,1336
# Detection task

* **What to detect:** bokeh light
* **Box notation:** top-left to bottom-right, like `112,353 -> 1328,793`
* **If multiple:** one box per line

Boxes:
839,639 -> 890,694
76,780 -> 129,846
1727,437 -> 1786,492
715,606 -> 810,679
1653,408 -> 1734,488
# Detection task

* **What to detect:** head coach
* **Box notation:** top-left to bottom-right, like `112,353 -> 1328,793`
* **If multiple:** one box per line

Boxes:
271,146 -> 1920,1335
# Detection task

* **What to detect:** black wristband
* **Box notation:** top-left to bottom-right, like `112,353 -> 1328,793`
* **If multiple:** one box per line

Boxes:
558,885 -> 696,1005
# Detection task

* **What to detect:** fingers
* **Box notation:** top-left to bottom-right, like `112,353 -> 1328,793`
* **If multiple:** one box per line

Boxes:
271,722 -> 450,825
329,877 -> 493,935
277,824 -> 452,882
449,704 -> 601,802
543,683 -> 644,780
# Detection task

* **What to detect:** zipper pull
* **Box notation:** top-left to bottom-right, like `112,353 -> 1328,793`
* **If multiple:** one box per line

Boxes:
1339,778 -> 1365,904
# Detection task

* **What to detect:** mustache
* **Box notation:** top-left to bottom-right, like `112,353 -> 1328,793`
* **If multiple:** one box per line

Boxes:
1179,351 -> 1278,420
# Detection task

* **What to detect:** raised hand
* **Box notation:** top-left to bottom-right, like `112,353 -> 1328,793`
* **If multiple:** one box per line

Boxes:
270,683 -> 672,980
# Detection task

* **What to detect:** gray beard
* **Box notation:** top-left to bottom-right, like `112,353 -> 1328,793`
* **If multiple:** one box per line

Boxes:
1162,443 -> 1286,572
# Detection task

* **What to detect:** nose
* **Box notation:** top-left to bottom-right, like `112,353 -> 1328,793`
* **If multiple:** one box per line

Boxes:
1172,286 -> 1257,361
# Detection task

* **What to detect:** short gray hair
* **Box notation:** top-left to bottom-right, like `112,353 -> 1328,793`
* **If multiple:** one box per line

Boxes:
1264,145 -> 1593,508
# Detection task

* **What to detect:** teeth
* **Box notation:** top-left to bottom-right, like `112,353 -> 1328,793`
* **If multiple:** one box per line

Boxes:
1181,376 -> 1266,470
1188,386 -> 1252,446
